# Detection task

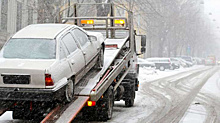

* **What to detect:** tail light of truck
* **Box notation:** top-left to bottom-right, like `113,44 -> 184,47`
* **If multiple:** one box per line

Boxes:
45,74 -> 54,86
87,101 -> 96,107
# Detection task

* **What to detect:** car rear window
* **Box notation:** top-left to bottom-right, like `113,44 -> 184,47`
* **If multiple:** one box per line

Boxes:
1,38 -> 56,59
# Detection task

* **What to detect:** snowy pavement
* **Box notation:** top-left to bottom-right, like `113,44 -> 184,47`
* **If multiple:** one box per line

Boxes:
107,65 -> 219,123
180,68 -> 220,123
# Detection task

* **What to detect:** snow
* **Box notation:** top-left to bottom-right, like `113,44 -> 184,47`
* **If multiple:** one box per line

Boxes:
0,111 -> 12,121
108,65 -> 207,123
200,71 -> 220,97
180,104 -> 206,123
139,65 -> 204,83
180,69 -> 220,123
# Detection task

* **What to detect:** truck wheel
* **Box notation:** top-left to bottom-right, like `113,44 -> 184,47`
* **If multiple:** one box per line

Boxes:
13,109 -> 25,120
125,86 -> 135,107
13,104 -> 32,120
65,79 -> 75,103
159,66 -> 165,71
95,47 -> 104,69
100,86 -> 114,121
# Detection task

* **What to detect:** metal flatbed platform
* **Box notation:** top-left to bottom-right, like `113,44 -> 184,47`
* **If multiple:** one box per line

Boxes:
41,37 -> 130,122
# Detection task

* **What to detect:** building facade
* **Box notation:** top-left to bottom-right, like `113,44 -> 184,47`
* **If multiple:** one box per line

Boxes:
0,0 -> 38,48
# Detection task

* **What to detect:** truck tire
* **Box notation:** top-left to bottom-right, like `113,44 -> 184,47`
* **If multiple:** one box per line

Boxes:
95,47 -> 104,69
65,79 -> 75,103
125,86 -> 135,107
13,109 -> 26,120
100,86 -> 114,121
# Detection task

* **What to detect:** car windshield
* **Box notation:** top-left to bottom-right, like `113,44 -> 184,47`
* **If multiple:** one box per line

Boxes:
1,38 -> 56,59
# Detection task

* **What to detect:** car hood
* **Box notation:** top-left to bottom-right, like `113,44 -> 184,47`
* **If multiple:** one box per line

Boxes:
0,58 -> 55,70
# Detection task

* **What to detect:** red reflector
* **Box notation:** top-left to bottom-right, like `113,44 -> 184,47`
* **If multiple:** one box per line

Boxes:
87,101 -> 96,107
105,44 -> 118,49
30,101 -> 33,111
45,74 -> 54,86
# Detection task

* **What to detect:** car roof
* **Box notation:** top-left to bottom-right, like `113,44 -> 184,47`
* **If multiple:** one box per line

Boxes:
12,24 -> 75,39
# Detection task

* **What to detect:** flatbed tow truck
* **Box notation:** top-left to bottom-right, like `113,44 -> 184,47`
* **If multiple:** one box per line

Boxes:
0,3 -> 146,122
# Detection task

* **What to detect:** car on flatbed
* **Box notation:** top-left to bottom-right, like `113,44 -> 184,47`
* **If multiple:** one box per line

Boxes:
0,24 -> 105,102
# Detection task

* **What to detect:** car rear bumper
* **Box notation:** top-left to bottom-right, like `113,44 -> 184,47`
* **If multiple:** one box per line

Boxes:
0,87 -> 65,101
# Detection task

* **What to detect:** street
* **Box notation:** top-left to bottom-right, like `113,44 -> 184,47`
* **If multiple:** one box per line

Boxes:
106,66 -> 219,123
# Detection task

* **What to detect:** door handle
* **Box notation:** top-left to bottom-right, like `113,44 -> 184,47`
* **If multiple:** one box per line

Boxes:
71,60 -> 75,65
83,52 -> 86,55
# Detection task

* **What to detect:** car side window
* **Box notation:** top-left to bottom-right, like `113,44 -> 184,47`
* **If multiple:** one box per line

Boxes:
72,29 -> 89,46
61,33 -> 78,55
59,42 -> 67,59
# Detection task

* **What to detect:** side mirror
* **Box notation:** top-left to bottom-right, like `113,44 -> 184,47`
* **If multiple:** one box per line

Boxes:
141,35 -> 146,47
88,35 -> 97,42
141,47 -> 146,53
135,35 -> 146,55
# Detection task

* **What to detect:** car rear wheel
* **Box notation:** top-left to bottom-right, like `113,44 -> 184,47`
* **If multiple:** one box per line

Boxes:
159,66 -> 165,71
65,79 -> 75,103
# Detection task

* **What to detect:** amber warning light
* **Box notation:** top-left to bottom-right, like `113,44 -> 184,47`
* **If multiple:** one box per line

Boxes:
81,20 -> 94,25
114,19 -> 125,25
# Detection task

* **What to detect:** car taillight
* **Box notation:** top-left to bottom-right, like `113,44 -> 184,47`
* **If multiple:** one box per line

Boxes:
45,74 -> 54,86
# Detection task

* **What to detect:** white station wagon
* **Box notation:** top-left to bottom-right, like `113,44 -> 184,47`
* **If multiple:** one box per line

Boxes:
0,24 -> 105,102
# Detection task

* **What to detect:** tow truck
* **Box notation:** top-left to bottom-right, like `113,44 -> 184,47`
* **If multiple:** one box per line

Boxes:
0,3 -> 146,122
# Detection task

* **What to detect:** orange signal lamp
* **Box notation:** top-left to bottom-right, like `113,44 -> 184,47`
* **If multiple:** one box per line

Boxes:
115,19 -> 125,25
81,20 -> 94,24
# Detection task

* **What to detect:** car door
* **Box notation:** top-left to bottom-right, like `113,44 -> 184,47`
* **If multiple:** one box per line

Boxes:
71,28 -> 97,66
61,32 -> 85,83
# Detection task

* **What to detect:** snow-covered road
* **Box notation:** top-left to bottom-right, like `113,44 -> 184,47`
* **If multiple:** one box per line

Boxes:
180,67 -> 220,123
107,66 -> 219,123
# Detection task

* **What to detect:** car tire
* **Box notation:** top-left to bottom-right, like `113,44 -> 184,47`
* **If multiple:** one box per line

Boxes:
170,66 -> 174,70
65,79 -> 75,103
95,47 -> 104,69
159,66 -> 165,71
